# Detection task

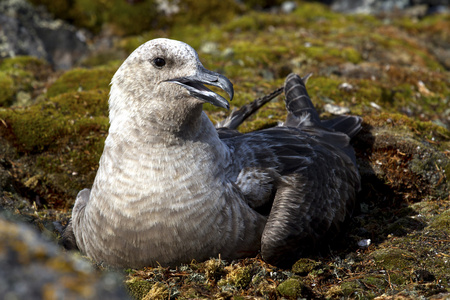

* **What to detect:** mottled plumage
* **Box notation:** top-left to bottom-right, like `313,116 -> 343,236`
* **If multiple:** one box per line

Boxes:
63,38 -> 361,268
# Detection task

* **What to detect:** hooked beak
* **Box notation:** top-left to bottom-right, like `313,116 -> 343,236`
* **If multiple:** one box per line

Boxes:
165,66 -> 233,110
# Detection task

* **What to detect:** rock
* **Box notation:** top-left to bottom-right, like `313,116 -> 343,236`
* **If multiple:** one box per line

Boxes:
357,238 -> 371,248
291,258 -> 321,275
277,278 -> 307,298
331,0 -> 410,14
324,103 -> 351,115
281,1 -> 297,13
330,0 -> 449,15
0,213 -> 130,300
0,0 -> 88,70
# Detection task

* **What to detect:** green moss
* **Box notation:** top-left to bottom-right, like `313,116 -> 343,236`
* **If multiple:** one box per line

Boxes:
51,89 -> 109,118
0,56 -> 51,106
409,152 -> 449,200
204,258 -> 225,282
171,0 -> 242,28
302,45 -> 362,65
394,14 -> 450,44
277,278 -> 305,298
142,282 -> 169,300
0,90 -> 108,153
230,41 -> 290,68
239,119 -> 278,133
81,53 -> 123,69
31,0 -> 243,35
383,217 -> 425,237
220,266 -> 252,289
429,209 -> 450,235
0,56 -> 48,73
223,11 -> 286,32
336,278 -> 387,298
372,248 -> 417,271
119,34 -> 156,56
361,276 -> 388,295
293,2 -> 344,24
0,105 -> 66,152
126,278 -> 153,300
291,258 -> 320,275
47,66 -> 116,98
30,0 -> 160,35
339,281 -> 362,298
0,72 -> 15,106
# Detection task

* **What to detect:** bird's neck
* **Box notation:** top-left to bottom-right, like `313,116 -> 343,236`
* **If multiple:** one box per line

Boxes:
109,100 -> 208,144
91,103 -> 228,211
147,103 -> 205,139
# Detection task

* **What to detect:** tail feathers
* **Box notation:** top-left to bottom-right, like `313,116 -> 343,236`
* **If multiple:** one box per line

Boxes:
61,220 -> 78,250
284,73 -> 362,139
284,73 -> 321,127
217,87 -> 283,130
321,115 -> 362,138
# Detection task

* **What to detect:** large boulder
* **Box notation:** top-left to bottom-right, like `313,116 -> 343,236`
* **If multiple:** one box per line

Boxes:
0,212 -> 130,300
0,0 -> 88,69
330,0 -> 449,14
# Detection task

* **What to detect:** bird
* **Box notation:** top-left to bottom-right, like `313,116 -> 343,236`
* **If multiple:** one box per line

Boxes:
62,38 -> 361,269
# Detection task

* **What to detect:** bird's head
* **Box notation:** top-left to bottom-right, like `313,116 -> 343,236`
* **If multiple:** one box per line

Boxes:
110,38 -> 233,120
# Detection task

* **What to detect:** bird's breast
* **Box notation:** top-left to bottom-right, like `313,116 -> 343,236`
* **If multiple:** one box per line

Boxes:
89,133 -> 230,227
76,132 -> 264,267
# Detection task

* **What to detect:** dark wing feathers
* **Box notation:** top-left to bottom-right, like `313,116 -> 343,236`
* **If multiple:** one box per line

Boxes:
321,115 -> 362,139
219,73 -> 361,267
217,87 -> 283,130
216,86 -> 283,139
284,73 -> 321,127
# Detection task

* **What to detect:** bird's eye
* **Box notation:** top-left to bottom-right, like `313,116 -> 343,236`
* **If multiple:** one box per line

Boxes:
153,57 -> 166,68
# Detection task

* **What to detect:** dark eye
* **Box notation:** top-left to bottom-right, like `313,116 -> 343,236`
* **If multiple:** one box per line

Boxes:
153,57 -> 166,68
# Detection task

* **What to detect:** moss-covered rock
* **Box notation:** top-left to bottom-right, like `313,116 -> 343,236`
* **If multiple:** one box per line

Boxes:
142,282 -> 168,300
219,265 -> 253,289
0,56 -> 52,106
429,209 -> 450,234
0,90 -> 108,153
47,66 -> 116,98
291,258 -> 321,275
371,248 -> 417,286
126,278 -> 152,300
276,278 -> 306,298
204,258 -> 226,282
0,72 -> 15,106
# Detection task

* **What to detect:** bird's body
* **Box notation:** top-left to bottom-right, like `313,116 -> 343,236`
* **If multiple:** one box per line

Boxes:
63,38 -> 361,268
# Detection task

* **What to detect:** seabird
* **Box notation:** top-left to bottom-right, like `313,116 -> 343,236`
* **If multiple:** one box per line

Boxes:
63,38 -> 361,268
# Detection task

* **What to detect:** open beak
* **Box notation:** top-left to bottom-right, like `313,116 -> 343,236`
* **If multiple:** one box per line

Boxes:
166,66 -> 233,110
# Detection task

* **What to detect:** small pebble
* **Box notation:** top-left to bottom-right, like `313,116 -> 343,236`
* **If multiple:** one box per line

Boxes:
370,102 -> 382,110
358,239 -> 371,248
338,82 -> 354,91
323,103 -> 350,115
281,1 -> 297,13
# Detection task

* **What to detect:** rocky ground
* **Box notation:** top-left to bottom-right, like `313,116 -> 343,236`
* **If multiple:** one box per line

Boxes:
0,0 -> 449,299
